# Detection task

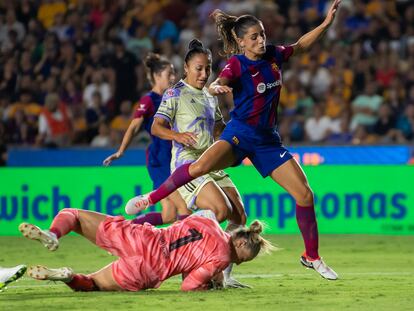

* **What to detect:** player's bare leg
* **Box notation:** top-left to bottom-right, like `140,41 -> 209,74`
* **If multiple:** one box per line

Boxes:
195,182 -> 232,223
125,140 -> 236,214
20,209 -> 108,248
28,263 -> 123,291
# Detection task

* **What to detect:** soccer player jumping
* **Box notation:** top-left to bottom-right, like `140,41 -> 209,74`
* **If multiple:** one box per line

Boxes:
127,0 -> 342,280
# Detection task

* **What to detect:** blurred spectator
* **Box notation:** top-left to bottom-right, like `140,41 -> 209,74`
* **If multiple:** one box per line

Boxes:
372,103 -> 406,143
296,88 -> 315,118
149,12 -> 179,50
110,100 -> 132,143
197,0 -> 226,25
36,92 -> 72,147
33,32 -> 60,79
83,70 -> 111,108
298,57 -> 332,100
397,104 -> 414,141
280,77 -> 300,116
0,9 -> 26,45
70,104 -> 87,145
85,91 -> 107,142
16,0 -> 37,30
5,89 -> 41,120
126,26 -> 153,60
60,79 -> 82,106
0,58 -> 18,98
109,38 -> 139,114
0,0 -> 412,151
90,122 -> 113,147
50,12 -> 67,41
328,113 -> 353,144
304,104 -> 334,143
37,0 -> 67,29
352,124 -> 378,145
350,82 -> 383,131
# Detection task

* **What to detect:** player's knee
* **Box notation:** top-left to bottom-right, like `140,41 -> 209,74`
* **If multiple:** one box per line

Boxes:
60,208 -> 79,218
231,203 -> 246,225
296,186 -> 314,206
209,206 -> 228,223
161,214 -> 176,224
191,161 -> 210,177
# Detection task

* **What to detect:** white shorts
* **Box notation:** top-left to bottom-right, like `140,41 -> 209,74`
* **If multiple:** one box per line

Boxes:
177,170 -> 235,210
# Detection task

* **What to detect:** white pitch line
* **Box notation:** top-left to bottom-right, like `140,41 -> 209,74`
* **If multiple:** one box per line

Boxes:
236,272 -> 414,278
7,283 -> 66,289
6,271 -> 414,289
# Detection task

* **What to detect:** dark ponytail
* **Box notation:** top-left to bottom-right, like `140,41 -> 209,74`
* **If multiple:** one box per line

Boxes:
184,39 -> 212,64
211,9 -> 262,57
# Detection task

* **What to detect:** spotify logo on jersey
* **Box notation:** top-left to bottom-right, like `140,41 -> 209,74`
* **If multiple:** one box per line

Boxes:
256,80 -> 282,93
257,83 -> 266,93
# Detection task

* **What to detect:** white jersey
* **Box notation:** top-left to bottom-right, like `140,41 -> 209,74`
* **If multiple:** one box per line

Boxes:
154,80 -> 223,171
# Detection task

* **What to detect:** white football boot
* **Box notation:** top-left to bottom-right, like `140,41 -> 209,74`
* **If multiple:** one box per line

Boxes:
300,254 -> 338,280
28,265 -> 73,282
19,223 -> 59,251
0,265 -> 27,291
125,194 -> 152,215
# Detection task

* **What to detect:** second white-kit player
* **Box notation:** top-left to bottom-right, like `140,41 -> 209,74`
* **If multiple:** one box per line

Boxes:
126,39 -> 248,288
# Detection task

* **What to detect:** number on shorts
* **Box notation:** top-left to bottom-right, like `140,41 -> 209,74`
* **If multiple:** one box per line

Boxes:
169,228 -> 203,251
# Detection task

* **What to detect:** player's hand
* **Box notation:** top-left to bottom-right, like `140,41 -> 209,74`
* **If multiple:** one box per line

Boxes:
223,276 -> 251,289
173,132 -> 197,147
208,272 -> 224,290
103,151 -> 123,166
210,84 -> 233,95
323,0 -> 341,27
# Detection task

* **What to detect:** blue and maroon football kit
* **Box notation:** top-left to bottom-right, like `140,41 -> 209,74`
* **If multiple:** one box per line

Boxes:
133,91 -> 172,188
219,45 -> 294,177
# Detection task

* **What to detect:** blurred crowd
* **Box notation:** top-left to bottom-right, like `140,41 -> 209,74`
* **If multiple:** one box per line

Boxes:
0,0 -> 413,164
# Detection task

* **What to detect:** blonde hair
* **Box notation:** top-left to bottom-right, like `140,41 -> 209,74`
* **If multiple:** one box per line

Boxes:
232,220 -> 275,257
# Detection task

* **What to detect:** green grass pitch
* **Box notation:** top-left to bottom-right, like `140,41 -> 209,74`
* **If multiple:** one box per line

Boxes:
1,234 -> 413,310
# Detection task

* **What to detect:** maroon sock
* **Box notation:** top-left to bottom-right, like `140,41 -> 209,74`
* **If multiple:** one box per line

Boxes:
296,203 -> 319,260
177,214 -> 189,221
149,163 -> 193,204
66,274 -> 99,292
131,212 -> 164,225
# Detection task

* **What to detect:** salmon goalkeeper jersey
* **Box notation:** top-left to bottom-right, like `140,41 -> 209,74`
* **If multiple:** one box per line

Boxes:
136,216 -> 232,291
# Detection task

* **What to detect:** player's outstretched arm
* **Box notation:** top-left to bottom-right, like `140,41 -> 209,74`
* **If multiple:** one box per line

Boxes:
181,262 -> 225,291
208,78 -> 233,96
292,0 -> 341,55
103,117 -> 144,166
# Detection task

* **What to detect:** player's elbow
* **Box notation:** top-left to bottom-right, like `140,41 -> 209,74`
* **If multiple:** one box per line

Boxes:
150,122 -> 162,138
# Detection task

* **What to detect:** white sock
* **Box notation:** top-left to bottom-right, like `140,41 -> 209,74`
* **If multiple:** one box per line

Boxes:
224,263 -> 233,279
